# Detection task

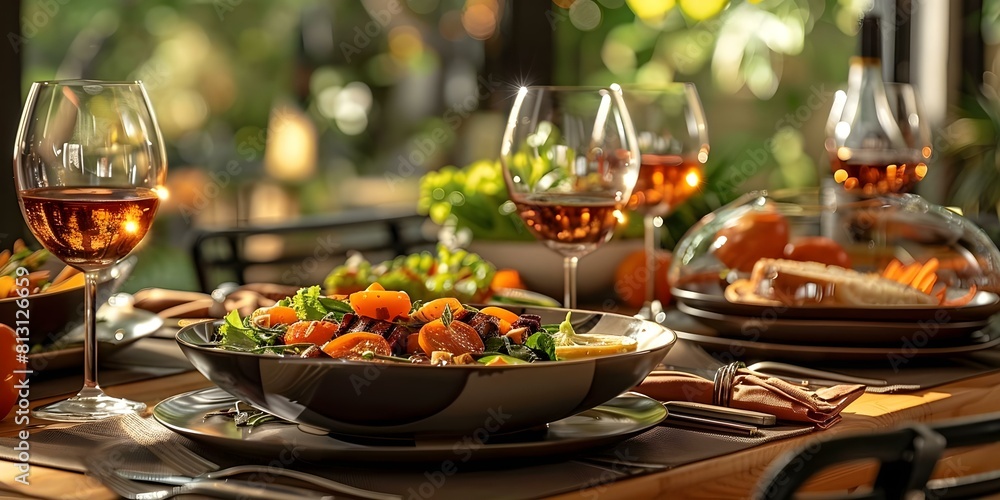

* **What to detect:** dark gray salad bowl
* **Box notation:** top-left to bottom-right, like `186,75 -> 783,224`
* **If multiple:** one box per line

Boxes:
175,307 -> 676,436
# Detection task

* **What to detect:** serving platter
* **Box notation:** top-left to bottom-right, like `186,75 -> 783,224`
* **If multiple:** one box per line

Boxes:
175,306 -> 676,436
672,280 -> 1000,323
677,302 -> 990,346
154,387 -> 666,462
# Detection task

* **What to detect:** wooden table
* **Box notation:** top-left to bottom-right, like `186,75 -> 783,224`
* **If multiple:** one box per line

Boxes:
2,370 -> 1000,499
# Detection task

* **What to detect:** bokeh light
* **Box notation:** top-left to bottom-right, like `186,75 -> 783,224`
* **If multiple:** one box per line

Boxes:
462,0 -> 499,40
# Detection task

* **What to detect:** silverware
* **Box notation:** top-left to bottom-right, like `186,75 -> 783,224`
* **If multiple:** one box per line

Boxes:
662,412 -> 759,436
746,361 -> 888,387
117,468 -> 401,500
120,415 -> 399,500
90,463 -> 336,500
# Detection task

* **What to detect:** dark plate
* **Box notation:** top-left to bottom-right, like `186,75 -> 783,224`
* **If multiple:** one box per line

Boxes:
677,302 -> 989,346
175,307 -> 677,436
667,313 -> 1000,362
672,281 -> 1000,323
153,387 -> 666,462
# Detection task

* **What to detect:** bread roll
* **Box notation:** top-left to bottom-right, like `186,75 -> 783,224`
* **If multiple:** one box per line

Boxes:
726,258 -> 937,306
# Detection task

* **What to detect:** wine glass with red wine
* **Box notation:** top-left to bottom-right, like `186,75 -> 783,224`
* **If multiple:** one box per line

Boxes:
500,85 -> 641,309
621,84 -> 709,321
14,81 -> 166,421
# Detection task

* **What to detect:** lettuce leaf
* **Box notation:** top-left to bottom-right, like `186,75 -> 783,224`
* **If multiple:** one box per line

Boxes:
525,331 -> 557,361
289,285 -> 351,321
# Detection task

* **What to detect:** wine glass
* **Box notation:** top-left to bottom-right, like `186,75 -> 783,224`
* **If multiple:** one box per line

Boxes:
826,82 -> 930,195
14,80 -> 167,421
621,84 -> 709,321
500,85 -> 641,309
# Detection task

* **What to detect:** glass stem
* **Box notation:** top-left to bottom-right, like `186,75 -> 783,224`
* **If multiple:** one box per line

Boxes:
82,270 -> 102,393
563,255 -> 579,309
643,214 -> 658,307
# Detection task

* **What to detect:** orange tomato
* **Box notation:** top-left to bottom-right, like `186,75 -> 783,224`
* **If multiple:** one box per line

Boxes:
0,324 -> 25,421
479,306 -> 519,325
613,250 -> 673,309
405,333 -> 422,355
283,320 -> 340,346
784,236 -> 852,269
491,269 -> 527,290
321,332 -> 392,360
349,283 -> 411,321
712,210 -> 790,272
418,319 -> 484,356
251,305 -> 299,327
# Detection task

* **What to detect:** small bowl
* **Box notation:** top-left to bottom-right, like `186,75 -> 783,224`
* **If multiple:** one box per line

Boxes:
176,307 -> 676,436
0,284 -> 85,346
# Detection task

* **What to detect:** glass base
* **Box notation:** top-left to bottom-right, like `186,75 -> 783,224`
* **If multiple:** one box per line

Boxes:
31,388 -> 146,422
634,300 -> 667,324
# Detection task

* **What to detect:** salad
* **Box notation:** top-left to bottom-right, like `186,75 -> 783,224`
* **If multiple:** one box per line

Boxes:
215,285 -> 637,365
324,245 -> 496,304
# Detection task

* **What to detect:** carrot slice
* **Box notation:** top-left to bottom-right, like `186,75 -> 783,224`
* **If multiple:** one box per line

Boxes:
284,320 -> 339,345
321,332 -> 392,359
941,285 -> 978,307
411,298 -> 464,323
418,319 -> 484,355
883,259 -> 903,280
917,273 -> 938,294
896,263 -> 922,287
911,259 -> 939,289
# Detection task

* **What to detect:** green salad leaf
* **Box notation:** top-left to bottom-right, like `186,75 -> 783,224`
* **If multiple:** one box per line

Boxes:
218,309 -> 260,349
525,331 -> 557,361
282,285 -> 351,321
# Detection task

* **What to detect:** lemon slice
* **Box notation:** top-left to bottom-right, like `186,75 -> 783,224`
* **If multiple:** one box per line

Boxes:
554,334 -> 637,360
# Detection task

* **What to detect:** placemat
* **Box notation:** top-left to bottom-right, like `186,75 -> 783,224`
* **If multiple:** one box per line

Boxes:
28,336 -> 194,400
0,410 -> 813,500
665,312 -> 1000,393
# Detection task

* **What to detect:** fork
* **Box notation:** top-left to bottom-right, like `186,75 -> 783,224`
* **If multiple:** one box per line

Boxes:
746,361 -> 888,387
89,462 -> 335,500
121,414 -> 400,500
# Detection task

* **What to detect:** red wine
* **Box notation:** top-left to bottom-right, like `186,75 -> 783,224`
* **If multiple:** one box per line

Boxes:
515,195 -> 620,250
831,151 -> 927,194
20,187 -> 160,270
626,154 -> 702,216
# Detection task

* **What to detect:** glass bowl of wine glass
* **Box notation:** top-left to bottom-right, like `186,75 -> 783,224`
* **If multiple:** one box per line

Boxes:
500,85 -> 641,309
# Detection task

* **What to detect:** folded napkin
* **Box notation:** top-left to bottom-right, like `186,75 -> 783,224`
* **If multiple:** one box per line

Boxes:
634,363 -> 865,429
132,283 -> 300,319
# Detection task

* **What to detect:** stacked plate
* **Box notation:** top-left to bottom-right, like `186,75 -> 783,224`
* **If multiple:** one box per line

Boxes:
671,280 -> 1000,362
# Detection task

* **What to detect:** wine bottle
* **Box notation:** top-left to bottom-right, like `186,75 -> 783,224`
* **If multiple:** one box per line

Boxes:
826,14 -> 924,194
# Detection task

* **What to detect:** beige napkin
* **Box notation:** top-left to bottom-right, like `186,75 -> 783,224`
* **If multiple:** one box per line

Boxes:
634,369 -> 865,429
132,283 -> 299,319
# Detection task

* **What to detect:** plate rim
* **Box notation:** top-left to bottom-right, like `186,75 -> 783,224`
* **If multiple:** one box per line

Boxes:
673,326 -> 1000,357
152,386 -> 667,460
672,284 -> 1000,320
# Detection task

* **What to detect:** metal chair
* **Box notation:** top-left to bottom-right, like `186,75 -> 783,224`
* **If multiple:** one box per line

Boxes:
755,412 -> 1000,500
189,206 -> 434,292
755,424 -> 945,500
